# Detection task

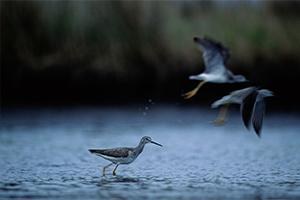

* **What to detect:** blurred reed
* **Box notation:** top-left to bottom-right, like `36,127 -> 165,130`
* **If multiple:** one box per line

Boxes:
1,1 -> 300,106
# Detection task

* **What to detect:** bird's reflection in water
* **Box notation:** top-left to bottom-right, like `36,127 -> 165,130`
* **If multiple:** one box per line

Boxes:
96,175 -> 141,187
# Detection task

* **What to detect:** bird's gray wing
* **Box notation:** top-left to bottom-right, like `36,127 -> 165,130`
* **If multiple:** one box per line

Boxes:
211,87 -> 257,109
89,148 -> 132,157
252,96 -> 265,137
241,91 -> 257,130
194,37 -> 230,74
230,87 -> 257,97
211,95 -> 232,108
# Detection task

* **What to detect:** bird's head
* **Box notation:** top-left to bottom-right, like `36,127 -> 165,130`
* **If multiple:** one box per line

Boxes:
141,136 -> 163,147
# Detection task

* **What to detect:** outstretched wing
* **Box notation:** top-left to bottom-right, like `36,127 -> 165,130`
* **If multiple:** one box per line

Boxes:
194,36 -> 230,74
230,87 -> 256,98
211,94 -> 232,108
252,95 -> 266,137
211,87 -> 257,109
89,147 -> 132,158
241,90 -> 257,130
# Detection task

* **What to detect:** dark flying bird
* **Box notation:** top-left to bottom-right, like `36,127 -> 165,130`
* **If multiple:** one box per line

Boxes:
89,136 -> 162,176
183,36 -> 247,99
211,87 -> 273,136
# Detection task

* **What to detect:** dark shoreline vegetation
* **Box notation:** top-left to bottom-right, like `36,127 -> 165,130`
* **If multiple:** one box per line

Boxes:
1,1 -> 300,109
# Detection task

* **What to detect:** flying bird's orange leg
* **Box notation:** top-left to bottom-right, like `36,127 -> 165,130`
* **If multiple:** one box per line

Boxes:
213,104 -> 230,126
183,81 -> 206,99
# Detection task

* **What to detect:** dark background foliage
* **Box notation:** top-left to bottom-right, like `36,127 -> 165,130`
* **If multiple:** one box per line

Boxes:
1,1 -> 300,110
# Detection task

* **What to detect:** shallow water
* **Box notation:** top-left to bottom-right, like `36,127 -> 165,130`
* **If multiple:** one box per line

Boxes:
1,106 -> 300,199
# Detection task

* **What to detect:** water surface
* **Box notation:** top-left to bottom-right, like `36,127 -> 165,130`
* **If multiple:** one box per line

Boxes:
1,106 -> 300,199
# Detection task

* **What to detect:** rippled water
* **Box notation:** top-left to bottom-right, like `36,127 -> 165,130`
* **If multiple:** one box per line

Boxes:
1,106 -> 300,199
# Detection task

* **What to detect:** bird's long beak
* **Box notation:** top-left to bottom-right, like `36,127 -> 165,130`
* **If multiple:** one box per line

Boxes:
150,140 -> 163,147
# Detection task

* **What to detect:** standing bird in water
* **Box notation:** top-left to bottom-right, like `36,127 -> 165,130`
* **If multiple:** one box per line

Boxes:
89,136 -> 162,176
183,37 -> 247,99
211,87 -> 273,136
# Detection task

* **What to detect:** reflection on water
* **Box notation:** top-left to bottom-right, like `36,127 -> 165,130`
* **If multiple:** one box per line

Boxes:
98,176 -> 141,186
1,106 -> 300,199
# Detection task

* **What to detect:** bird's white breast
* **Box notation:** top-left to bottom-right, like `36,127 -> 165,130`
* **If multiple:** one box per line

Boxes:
203,73 -> 227,83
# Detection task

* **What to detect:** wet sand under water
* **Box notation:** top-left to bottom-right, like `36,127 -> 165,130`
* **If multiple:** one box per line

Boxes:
1,106 -> 300,199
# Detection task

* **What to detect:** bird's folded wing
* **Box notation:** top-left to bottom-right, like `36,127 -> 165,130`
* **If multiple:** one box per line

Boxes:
89,148 -> 131,157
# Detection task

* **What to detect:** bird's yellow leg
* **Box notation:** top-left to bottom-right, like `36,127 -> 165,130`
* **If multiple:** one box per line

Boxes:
213,104 -> 230,126
183,81 -> 206,99
102,163 -> 113,176
112,164 -> 119,176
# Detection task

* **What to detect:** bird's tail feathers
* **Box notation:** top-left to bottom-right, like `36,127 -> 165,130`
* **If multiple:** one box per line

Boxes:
189,75 -> 199,80
89,149 -> 102,154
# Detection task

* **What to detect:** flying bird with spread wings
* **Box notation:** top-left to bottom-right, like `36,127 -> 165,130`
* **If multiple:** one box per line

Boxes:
183,37 -> 247,99
211,87 -> 273,136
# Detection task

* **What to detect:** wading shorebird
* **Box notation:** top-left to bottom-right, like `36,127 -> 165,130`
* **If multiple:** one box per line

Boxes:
89,136 -> 162,176
183,36 -> 247,99
211,87 -> 273,136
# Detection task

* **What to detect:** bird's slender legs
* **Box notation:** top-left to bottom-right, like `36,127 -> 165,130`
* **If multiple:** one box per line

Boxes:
213,104 -> 230,125
102,163 -> 113,176
112,164 -> 119,176
183,81 -> 206,99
